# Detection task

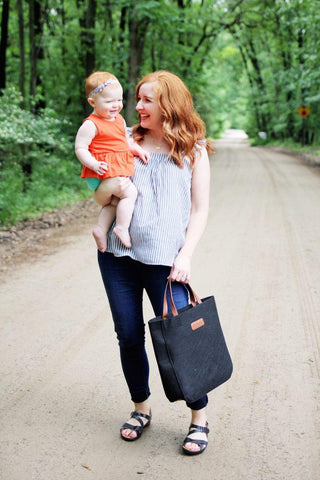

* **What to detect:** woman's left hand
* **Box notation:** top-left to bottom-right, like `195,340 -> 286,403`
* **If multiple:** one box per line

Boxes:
168,253 -> 191,284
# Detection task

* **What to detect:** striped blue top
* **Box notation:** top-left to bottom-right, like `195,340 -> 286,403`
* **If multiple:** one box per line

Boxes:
106,152 -> 192,266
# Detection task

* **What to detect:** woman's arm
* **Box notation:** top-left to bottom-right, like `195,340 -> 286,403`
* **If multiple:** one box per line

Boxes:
169,146 -> 211,283
75,120 -> 108,175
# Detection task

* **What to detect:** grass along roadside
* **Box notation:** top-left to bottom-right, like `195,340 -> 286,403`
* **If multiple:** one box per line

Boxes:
251,138 -> 320,166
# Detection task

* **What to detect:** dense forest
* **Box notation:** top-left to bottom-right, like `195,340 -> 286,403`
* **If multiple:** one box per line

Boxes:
0,0 -> 319,224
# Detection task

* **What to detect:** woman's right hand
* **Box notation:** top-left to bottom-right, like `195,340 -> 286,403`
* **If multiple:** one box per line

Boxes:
168,252 -> 191,284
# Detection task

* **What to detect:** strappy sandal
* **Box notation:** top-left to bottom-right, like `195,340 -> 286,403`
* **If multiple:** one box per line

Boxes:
182,422 -> 209,456
120,410 -> 152,442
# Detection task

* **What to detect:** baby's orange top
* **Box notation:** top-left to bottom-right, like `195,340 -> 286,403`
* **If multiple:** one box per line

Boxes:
81,113 -> 134,179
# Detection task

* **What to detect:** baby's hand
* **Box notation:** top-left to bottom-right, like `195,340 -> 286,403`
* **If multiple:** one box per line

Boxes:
95,161 -> 108,175
131,144 -> 150,164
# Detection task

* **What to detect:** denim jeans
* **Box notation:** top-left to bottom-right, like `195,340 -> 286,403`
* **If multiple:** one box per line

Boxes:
98,252 -> 208,410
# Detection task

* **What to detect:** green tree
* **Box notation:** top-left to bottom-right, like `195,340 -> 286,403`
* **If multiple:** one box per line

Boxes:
0,0 -> 10,90
1,0 -> 320,225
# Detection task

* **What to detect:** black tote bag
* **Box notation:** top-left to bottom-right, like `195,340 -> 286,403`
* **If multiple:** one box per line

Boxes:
148,280 -> 233,403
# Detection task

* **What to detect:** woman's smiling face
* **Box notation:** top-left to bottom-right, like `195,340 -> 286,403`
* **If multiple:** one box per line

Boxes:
136,82 -> 162,131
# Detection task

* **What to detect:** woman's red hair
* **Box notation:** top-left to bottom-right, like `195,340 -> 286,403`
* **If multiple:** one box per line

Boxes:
132,70 -> 214,168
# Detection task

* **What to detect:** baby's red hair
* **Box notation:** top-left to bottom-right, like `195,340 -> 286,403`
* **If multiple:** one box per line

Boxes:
85,71 -> 119,98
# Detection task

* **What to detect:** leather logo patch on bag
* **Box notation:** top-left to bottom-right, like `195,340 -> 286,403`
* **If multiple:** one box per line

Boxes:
191,318 -> 205,330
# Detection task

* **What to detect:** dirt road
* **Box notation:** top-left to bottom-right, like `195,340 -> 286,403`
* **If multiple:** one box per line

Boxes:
1,131 -> 319,480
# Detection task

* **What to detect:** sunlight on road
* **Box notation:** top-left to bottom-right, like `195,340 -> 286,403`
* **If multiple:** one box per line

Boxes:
221,129 -> 248,139
215,129 -> 249,146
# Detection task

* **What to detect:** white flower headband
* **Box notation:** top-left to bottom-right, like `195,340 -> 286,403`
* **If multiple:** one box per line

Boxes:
88,79 -> 120,99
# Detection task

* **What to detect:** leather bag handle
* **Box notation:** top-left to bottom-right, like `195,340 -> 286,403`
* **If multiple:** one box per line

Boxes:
162,279 -> 202,319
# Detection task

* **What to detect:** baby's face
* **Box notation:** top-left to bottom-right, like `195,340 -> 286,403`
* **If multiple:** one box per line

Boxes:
91,85 -> 123,120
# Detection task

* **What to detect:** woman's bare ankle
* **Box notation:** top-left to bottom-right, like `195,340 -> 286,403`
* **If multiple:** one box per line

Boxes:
191,407 -> 207,426
134,400 -> 151,415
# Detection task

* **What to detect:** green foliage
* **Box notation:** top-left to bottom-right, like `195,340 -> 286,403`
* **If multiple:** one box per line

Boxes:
1,0 -> 320,226
0,87 -> 71,155
195,33 -> 250,137
229,0 -> 320,143
0,87 -> 89,225
0,164 -> 25,225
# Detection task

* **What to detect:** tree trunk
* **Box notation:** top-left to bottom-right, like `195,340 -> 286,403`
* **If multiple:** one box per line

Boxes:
273,12 -> 294,139
84,0 -> 96,77
297,27 -> 308,145
117,6 -> 127,82
58,0 -> 67,59
125,6 -> 148,123
29,0 -> 36,98
238,44 -> 263,132
78,0 -> 96,115
0,0 -> 10,91
29,0 -> 45,112
17,0 -> 25,106
244,39 -> 271,135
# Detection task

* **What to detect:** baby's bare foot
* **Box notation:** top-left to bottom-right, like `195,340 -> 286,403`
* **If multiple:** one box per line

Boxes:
92,225 -> 107,252
113,226 -> 131,248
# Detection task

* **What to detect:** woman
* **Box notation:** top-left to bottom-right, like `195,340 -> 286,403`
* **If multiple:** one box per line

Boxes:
98,70 -> 213,455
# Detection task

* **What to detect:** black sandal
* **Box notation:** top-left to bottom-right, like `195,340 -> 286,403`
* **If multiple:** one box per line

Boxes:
120,410 -> 152,442
182,422 -> 209,456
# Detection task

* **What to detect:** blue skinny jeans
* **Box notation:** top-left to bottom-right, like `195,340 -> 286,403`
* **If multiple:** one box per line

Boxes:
97,252 -> 208,410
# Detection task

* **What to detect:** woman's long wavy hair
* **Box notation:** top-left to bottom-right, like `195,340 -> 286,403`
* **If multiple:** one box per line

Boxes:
132,71 -> 214,168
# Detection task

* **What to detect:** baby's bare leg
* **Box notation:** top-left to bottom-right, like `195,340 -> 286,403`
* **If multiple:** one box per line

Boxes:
93,177 -> 121,206
92,205 -> 116,252
113,181 -> 138,249
92,178 -> 120,252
